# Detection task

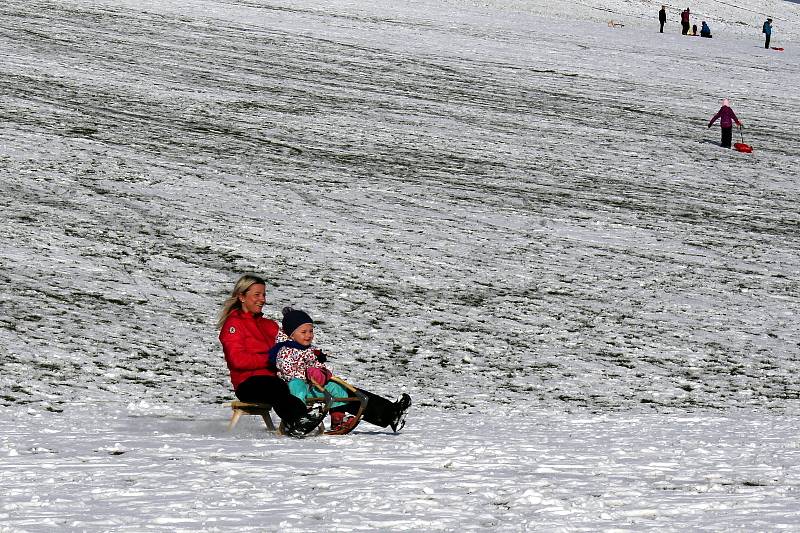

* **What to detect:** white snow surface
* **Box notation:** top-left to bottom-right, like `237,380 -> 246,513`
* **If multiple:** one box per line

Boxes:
1,0 -> 800,530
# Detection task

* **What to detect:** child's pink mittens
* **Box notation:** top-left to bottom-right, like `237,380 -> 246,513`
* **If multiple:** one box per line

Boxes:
306,367 -> 331,385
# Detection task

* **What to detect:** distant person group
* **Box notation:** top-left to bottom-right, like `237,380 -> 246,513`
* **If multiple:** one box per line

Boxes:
664,7 -> 711,38
658,6 -> 774,47
657,8 -> 752,150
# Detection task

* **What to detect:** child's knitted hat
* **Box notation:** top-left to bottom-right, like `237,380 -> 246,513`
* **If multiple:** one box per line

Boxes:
282,307 -> 313,336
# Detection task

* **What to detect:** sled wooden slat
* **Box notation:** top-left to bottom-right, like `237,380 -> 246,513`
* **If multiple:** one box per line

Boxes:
227,401 -> 276,432
312,397 -> 361,404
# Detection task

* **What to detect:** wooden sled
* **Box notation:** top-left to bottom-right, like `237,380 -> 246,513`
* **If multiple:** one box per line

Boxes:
607,20 -> 625,28
227,399 -> 326,436
226,376 -> 368,436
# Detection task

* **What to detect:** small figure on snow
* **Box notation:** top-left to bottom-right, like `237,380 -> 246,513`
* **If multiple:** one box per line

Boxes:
271,307 -> 359,433
763,18 -> 773,49
680,8 -> 691,35
692,23 -> 698,36
659,5 -> 667,33
707,98 -> 743,149
700,21 -> 712,38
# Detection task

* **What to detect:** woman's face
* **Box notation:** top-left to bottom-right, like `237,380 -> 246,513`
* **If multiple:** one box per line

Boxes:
290,323 -> 314,346
239,283 -> 266,315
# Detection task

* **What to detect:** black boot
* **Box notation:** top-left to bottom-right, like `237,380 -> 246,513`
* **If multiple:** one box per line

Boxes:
282,405 -> 326,438
389,394 -> 412,433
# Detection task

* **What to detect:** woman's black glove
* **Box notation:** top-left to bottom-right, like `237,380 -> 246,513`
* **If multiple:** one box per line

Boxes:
313,349 -> 327,363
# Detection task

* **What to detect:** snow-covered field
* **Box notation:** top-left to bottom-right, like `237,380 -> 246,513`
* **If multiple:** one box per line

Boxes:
4,405 -> 800,530
1,0 -> 799,530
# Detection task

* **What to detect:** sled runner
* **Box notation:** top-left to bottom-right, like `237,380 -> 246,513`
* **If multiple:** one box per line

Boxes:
771,47 -> 784,51
307,375 -> 369,436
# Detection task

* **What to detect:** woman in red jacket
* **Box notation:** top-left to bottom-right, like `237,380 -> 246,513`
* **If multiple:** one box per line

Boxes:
218,274 -> 412,435
219,274 -> 321,436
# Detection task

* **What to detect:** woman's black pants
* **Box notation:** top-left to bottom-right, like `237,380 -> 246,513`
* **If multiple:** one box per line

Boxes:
235,376 -> 307,422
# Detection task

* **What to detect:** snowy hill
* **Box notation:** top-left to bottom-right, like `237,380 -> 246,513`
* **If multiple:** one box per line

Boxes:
1,0 -> 799,530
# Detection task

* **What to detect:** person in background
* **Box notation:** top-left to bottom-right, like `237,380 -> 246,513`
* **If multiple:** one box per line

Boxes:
700,21 -> 712,38
659,6 -> 667,33
708,99 -> 743,148
692,23 -> 698,36
681,8 -> 691,35
763,18 -> 773,49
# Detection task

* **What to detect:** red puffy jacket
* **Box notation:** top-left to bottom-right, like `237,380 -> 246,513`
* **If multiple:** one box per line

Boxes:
219,309 -> 280,390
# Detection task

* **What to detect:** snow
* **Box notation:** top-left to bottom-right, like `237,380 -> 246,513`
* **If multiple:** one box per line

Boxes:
4,405 -> 800,530
1,0 -> 799,530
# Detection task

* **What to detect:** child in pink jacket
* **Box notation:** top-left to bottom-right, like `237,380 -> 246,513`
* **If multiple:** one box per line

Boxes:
708,98 -> 743,148
271,307 -> 356,433
270,307 -> 412,433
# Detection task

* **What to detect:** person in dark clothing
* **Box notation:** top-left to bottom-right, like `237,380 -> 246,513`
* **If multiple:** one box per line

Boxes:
681,8 -> 691,35
708,99 -> 743,148
700,21 -> 712,38
763,18 -> 773,49
659,6 -> 667,33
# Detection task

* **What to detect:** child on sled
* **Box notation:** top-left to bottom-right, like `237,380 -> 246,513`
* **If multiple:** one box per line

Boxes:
270,307 -> 359,433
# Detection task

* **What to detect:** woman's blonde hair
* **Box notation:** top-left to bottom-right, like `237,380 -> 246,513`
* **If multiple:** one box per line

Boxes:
217,274 -> 267,330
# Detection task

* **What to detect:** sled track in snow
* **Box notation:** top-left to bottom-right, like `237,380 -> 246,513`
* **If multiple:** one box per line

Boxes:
1,0 -> 799,413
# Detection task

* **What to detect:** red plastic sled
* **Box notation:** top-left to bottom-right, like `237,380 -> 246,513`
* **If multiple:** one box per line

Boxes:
734,142 -> 753,153
771,47 -> 784,51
